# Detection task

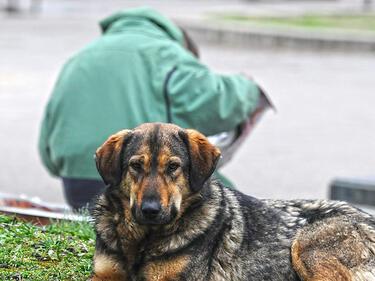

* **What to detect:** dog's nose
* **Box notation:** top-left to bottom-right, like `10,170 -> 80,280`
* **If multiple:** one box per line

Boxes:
141,201 -> 161,218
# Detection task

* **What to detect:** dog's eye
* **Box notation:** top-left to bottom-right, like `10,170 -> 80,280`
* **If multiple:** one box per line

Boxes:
168,162 -> 180,172
130,162 -> 142,172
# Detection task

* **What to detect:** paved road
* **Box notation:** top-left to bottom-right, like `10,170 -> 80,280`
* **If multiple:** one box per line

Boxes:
1,0 -> 375,205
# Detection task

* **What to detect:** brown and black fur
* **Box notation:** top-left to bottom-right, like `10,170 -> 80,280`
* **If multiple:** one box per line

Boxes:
89,123 -> 375,281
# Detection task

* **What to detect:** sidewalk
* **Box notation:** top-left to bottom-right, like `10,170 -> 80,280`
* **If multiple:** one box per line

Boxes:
173,1 -> 375,52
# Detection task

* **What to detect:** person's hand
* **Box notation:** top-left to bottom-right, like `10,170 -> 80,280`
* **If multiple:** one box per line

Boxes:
239,72 -> 254,81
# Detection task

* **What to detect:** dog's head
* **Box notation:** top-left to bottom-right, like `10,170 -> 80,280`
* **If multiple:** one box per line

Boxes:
95,123 -> 221,225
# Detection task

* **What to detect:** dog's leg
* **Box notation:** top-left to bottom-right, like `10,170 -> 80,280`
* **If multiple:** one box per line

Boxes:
88,252 -> 128,281
291,216 -> 375,281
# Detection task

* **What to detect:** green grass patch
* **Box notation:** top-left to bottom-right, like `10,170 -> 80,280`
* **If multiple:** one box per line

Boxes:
0,214 -> 95,280
214,14 -> 375,32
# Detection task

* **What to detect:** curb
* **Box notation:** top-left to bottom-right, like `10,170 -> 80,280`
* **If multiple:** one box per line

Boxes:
178,20 -> 375,53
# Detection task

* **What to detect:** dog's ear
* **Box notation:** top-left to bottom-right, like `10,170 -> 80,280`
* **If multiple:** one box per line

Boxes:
95,130 -> 131,187
180,129 -> 221,192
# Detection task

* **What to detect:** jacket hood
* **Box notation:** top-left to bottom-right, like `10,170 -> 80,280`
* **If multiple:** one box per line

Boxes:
100,7 -> 184,45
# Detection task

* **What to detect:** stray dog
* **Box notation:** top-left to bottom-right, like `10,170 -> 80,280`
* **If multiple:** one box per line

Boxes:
89,123 -> 375,281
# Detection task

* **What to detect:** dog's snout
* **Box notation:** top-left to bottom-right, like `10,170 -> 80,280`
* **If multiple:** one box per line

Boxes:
141,201 -> 161,218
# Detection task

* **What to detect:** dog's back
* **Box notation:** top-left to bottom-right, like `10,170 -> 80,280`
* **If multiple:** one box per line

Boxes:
228,187 -> 375,281
175,181 -> 375,280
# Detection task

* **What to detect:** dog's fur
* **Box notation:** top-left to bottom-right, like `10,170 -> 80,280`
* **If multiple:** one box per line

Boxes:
89,123 -> 375,281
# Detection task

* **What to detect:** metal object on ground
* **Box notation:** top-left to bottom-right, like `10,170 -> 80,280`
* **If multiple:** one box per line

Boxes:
0,192 -> 87,225
330,178 -> 375,207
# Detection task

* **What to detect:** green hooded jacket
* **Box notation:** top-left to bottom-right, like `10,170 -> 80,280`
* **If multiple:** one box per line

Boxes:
38,7 -> 260,180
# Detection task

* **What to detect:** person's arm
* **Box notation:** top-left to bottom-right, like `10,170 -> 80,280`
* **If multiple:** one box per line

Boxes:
38,103 -> 59,177
153,43 -> 261,136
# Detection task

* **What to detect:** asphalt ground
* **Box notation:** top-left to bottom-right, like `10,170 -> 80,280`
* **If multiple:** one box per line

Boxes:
1,0 -> 375,205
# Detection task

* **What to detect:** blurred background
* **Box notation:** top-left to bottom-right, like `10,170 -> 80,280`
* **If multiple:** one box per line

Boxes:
0,0 -> 374,207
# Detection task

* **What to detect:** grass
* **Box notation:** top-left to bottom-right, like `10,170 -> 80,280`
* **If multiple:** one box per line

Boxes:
214,14 -> 375,32
0,214 -> 95,280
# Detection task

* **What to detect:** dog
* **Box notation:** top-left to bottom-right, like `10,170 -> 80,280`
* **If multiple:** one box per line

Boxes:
89,123 -> 375,281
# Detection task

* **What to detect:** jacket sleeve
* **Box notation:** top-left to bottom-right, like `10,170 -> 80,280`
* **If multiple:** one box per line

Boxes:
158,44 -> 260,136
38,102 -> 59,177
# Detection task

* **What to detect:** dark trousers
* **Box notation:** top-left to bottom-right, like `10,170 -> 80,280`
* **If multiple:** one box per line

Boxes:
62,178 -> 106,210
